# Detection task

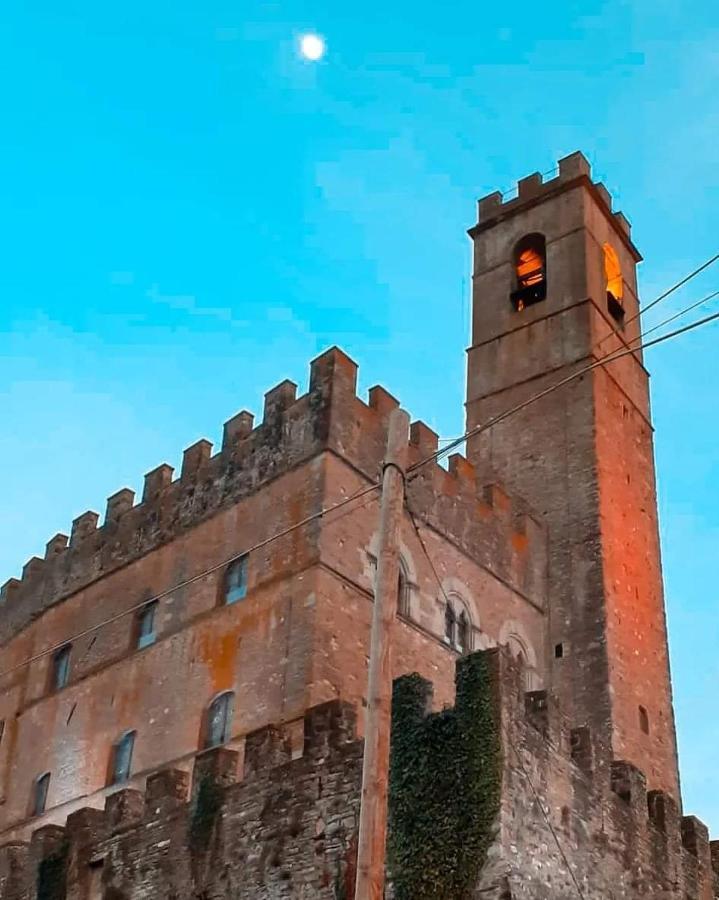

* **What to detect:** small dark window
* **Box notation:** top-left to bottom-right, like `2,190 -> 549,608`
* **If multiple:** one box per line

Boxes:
205,692 -> 234,748
136,602 -> 158,650
456,611 -> 470,654
52,645 -> 71,691
555,643 -> 564,659
111,731 -> 136,784
639,705 -> 649,735
223,557 -> 248,605
444,603 -> 456,645
511,234 -> 547,311
397,562 -> 410,617
33,773 -> 51,817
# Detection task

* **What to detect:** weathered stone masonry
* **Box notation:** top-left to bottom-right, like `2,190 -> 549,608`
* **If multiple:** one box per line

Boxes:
0,348 -> 545,842
1,149 -> 716,898
1,651 -> 717,899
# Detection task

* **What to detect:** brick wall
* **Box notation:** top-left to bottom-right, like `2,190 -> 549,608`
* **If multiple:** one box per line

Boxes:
0,348 -> 546,842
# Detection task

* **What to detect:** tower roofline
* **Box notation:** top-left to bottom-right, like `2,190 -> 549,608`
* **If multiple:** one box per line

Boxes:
467,151 -> 642,264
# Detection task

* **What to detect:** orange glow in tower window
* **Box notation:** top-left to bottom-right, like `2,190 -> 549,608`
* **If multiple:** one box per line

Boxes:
517,248 -> 544,289
603,243 -> 623,301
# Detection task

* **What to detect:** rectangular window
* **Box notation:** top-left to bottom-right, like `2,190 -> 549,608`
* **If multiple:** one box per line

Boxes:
52,646 -> 71,691
224,556 -> 248,605
33,773 -> 51,817
111,731 -> 136,784
137,602 -> 158,650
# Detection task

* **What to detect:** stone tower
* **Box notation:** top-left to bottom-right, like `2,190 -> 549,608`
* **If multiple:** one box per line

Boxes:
465,151 -> 680,799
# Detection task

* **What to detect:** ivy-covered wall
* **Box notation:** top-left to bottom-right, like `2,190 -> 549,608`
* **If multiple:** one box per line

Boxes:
388,650 -> 501,900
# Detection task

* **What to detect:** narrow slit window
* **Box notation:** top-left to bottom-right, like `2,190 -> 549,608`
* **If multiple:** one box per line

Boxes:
33,772 -> 51,817
444,603 -> 456,646
111,731 -> 136,785
223,557 -> 248,605
205,692 -> 234,748
397,561 -> 410,618
639,705 -> 650,735
137,602 -> 158,650
52,645 -> 72,691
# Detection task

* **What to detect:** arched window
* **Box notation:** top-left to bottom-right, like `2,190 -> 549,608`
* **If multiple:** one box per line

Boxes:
397,559 -> 411,617
32,772 -> 51,817
507,635 -> 528,665
205,692 -> 234,749
444,603 -> 456,646
511,234 -> 547,311
457,611 -> 470,654
603,243 -> 625,323
110,730 -> 136,785
223,556 -> 248,605
51,645 -> 71,692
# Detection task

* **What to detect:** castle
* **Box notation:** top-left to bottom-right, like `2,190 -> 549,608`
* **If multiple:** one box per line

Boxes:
0,151 -> 716,899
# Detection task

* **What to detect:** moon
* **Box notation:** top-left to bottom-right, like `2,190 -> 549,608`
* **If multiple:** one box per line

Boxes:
299,33 -> 326,61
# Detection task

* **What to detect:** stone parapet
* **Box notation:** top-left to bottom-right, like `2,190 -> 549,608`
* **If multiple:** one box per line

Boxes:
0,347 -> 547,643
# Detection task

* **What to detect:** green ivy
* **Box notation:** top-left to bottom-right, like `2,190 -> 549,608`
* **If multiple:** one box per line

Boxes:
189,776 -> 223,853
387,651 -> 501,900
37,840 -> 68,900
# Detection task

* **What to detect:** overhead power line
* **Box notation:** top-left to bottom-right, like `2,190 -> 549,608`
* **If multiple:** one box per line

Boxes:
411,305 -> 719,474
594,251 -> 719,353
3,283 -> 719,682
406,500 -> 587,899
0,483 -> 381,682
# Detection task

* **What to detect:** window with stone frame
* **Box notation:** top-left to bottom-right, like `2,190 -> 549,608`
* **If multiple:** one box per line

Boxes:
136,601 -> 158,650
511,233 -> 547,311
205,691 -> 235,748
32,772 -> 51,817
444,602 -> 456,646
456,610 -> 471,654
110,730 -> 136,784
444,598 -> 472,654
51,644 -> 72,692
397,558 -> 411,617
223,556 -> 248,605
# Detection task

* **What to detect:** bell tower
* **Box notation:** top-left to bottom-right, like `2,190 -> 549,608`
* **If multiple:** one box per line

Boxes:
465,152 -> 680,799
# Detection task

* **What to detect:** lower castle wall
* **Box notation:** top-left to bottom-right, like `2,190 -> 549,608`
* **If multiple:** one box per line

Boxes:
1,652 -> 716,900
478,652 -> 718,900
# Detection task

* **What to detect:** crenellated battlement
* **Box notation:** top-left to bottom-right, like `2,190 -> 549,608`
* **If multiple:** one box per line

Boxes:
386,649 -> 719,899
470,150 -> 639,260
0,347 -> 547,643
0,699 -> 363,900
478,649 -> 719,899
1,657 -> 716,900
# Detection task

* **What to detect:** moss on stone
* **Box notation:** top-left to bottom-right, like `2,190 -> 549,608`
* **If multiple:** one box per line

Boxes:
388,652 -> 501,900
189,776 -> 224,853
37,841 -> 68,900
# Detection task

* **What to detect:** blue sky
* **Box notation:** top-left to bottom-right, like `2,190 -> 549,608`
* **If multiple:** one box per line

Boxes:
1,0 -> 718,827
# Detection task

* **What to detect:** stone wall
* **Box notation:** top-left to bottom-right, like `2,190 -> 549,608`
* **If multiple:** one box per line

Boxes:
0,700 -> 363,900
2,651 -> 716,900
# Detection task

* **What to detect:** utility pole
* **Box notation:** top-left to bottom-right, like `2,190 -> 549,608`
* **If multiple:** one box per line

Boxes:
355,407 -> 410,900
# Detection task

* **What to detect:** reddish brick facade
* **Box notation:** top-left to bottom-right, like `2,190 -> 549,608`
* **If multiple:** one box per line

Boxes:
0,347 -> 545,844
0,151 -> 714,898
466,151 -> 679,800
